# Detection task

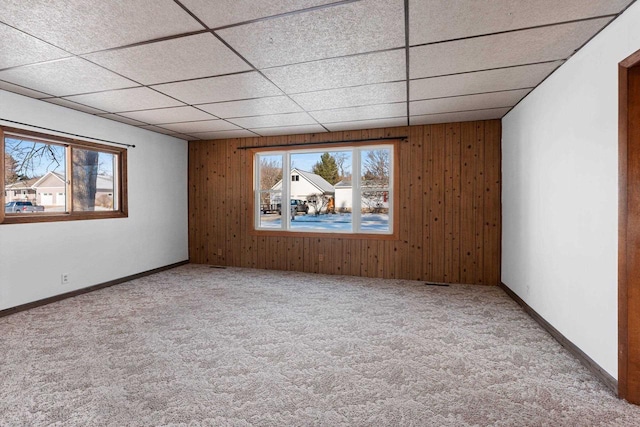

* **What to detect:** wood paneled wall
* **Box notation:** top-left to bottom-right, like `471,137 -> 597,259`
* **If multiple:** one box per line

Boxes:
188,121 -> 501,285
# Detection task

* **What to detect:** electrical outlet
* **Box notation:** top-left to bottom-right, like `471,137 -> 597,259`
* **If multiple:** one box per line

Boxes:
318,254 -> 324,262
61,273 -> 69,285
217,248 -> 223,256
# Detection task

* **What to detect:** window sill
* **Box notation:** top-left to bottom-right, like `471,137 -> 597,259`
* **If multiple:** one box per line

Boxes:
250,228 -> 398,240
1,211 -> 127,224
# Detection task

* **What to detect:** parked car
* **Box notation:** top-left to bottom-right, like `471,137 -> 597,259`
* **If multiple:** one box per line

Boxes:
291,199 -> 309,214
5,201 -> 45,213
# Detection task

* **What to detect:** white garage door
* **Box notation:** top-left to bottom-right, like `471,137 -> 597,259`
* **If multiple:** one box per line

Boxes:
40,193 -> 53,206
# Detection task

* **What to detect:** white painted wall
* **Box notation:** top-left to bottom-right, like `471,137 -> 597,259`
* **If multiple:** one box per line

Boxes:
502,2 -> 640,378
0,91 -> 188,310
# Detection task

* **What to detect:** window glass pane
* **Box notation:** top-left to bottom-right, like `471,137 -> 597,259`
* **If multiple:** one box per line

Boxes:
289,150 -> 352,232
72,149 -> 117,212
257,154 -> 282,228
360,148 -> 391,232
4,136 -> 65,214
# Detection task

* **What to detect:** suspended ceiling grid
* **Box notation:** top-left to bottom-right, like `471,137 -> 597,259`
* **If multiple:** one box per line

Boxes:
0,0 -> 635,140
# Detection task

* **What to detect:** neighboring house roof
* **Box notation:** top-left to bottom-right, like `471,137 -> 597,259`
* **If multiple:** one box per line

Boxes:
30,171 -> 114,191
272,168 -> 335,194
293,169 -> 334,194
4,177 -> 39,190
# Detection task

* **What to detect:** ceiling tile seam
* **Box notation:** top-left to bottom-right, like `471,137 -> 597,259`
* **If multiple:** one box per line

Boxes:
144,69 -> 255,88
246,123 -> 334,130
498,2 -> 636,121
306,101 -> 407,113
410,106 -> 515,117
404,0 -> 410,127
0,79 -> 56,98
316,115 -> 408,125
79,29 -> 211,56
0,55 -> 76,73
172,0 -> 209,29
208,0 -> 362,31
408,14 -> 618,49
189,130 -> 262,137
43,99 -> 109,115
259,46 -> 405,71
285,79 -> 407,96
210,31 -> 330,133
408,60 -> 566,82
410,87 -> 534,103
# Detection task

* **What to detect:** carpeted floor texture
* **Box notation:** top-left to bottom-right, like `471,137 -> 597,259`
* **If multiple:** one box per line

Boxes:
1,264 -> 639,426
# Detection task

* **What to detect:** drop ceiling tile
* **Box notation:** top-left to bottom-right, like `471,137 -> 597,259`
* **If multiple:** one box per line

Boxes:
229,112 -> 317,128
84,33 -> 251,85
410,108 -> 511,125
410,18 -> 611,79
217,0 -> 405,69
0,0 -> 204,54
43,98 -> 108,115
252,124 -> 327,137
0,57 -> 138,97
166,133 -> 196,140
119,106 -> 215,124
410,0 -> 633,45
0,80 -> 51,98
153,72 -> 282,104
324,117 -> 407,132
180,0 -> 342,28
410,61 -> 563,101
0,23 -> 70,69
159,120 -> 240,134
310,103 -> 406,124
189,130 -> 258,140
292,81 -> 406,111
198,96 -> 302,118
410,89 -> 529,116
64,87 -> 184,112
262,49 -> 405,94
97,114 -> 148,126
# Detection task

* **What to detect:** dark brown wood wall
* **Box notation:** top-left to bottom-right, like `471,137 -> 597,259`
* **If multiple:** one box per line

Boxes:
188,121 -> 501,285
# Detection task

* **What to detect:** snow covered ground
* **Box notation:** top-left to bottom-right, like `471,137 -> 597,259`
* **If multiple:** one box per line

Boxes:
259,213 -> 390,232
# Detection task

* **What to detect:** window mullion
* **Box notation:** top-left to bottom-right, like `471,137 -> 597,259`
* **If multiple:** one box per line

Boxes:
283,152 -> 291,230
352,148 -> 361,233
65,145 -> 72,213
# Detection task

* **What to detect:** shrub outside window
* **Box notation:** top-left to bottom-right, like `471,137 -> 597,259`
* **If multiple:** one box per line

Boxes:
1,127 -> 127,223
254,144 -> 394,235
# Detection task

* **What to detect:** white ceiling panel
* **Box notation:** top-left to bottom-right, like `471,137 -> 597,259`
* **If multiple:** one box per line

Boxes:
0,80 -> 51,98
153,72 -> 282,105
64,87 -> 184,112
324,117 -> 407,132
293,81 -> 406,111
43,98 -> 108,115
84,33 -> 251,85
0,23 -> 70,70
410,0 -> 633,45
410,89 -> 529,116
138,125 -> 176,135
0,0 -> 204,54
180,0 -> 343,28
410,18 -> 611,79
159,120 -> 240,134
311,103 -> 406,124
410,108 -> 510,125
188,130 -> 259,140
96,114 -> 148,126
0,57 -> 138,96
217,0 -> 405,69
262,49 -> 406,94
119,106 -> 216,124
410,61 -> 563,101
198,96 -> 302,118
252,124 -> 327,137
229,112 -> 317,129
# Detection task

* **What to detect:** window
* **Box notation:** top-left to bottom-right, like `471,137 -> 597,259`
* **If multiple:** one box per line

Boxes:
1,126 -> 127,223
254,143 -> 394,234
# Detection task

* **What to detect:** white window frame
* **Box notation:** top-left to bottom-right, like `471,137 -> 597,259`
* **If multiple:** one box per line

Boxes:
254,144 -> 394,235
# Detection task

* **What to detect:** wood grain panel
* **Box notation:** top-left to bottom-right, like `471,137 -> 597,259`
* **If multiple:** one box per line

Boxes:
188,121 -> 501,285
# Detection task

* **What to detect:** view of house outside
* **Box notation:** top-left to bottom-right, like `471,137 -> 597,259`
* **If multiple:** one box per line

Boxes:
255,146 -> 392,233
4,136 -> 116,213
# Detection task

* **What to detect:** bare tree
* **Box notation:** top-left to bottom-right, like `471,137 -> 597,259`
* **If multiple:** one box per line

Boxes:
4,153 -> 19,184
259,157 -> 282,190
333,152 -> 350,180
5,138 -> 63,180
307,193 -> 331,216
363,149 -> 390,183
72,149 -> 99,211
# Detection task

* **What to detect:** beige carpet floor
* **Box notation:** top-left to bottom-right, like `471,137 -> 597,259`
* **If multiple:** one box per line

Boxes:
1,264 -> 639,426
